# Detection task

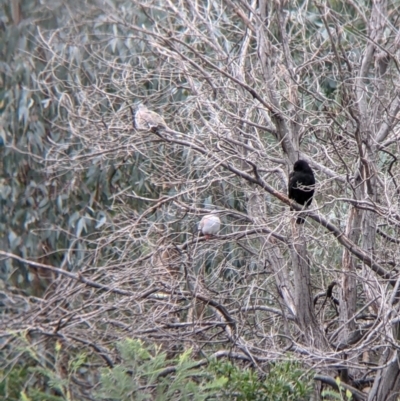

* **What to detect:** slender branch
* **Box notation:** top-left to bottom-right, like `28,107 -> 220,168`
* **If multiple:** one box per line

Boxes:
314,374 -> 367,401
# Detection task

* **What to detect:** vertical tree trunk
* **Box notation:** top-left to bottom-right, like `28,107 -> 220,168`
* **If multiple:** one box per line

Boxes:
290,224 -> 327,349
368,348 -> 400,401
248,191 -> 296,317
338,169 -> 363,381
257,0 -> 328,350
11,0 -> 21,25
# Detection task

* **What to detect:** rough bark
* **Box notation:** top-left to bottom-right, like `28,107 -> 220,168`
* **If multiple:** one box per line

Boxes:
257,0 -> 327,349
248,190 -> 296,317
368,348 -> 400,401
338,169 -> 363,382
290,224 -> 328,349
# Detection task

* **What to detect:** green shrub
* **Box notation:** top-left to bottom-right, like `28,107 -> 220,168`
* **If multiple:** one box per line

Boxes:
1,337 -> 314,401
97,339 -> 226,401
210,358 -> 313,401
97,339 -> 314,401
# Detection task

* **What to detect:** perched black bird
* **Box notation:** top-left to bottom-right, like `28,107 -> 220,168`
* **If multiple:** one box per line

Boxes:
288,160 -> 315,224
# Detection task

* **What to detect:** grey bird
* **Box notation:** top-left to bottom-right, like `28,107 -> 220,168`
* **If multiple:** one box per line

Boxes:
199,213 -> 221,239
134,103 -> 167,131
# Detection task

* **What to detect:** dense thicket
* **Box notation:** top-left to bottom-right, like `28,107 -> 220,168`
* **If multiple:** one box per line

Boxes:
2,0 -> 400,400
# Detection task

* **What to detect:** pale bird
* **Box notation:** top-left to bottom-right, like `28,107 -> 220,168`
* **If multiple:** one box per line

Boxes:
199,213 -> 221,239
134,103 -> 167,131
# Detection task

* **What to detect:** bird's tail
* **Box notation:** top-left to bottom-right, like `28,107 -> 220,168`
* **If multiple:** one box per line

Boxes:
290,206 -> 306,224
296,216 -> 305,224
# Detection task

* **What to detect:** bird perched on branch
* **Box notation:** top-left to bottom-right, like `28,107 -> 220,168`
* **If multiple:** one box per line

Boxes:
199,213 -> 221,239
288,160 -> 315,224
133,103 -> 167,131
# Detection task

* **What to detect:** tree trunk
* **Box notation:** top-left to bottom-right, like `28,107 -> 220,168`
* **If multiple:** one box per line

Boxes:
368,348 -> 400,401
290,224 -> 327,348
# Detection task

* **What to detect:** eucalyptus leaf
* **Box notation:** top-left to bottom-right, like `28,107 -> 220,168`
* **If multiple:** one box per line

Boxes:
69,211 -> 81,229
8,230 -> 22,250
0,183 -> 12,199
38,197 -> 49,209
95,213 -> 107,229
76,217 -> 87,237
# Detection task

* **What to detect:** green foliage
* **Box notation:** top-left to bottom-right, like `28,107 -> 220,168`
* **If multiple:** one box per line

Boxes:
210,359 -> 314,401
97,339 -> 314,401
321,377 -> 353,401
97,339 -> 226,401
0,336 -> 87,401
0,360 -> 66,401
1,338 -> 314,401
0,363 -> 29,401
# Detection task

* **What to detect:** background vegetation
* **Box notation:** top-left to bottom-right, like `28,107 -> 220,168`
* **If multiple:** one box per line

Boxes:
1,0 -> 400,400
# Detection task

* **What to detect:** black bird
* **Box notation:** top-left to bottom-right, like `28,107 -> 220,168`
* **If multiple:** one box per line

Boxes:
288,160 -> 315,224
